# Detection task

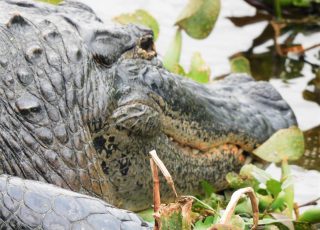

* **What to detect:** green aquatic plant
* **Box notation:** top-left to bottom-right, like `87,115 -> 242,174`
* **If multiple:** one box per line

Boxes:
114,0 -> 221,83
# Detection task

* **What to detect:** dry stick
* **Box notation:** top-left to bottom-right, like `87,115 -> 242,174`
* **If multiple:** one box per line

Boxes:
296,43 -> 320,54
150,158 -> 161,230
298,197 -> 320,208
149,150 -> 178,198
294,202 -> 300,220
219,187 -> 259,230
150,158 -> 161,213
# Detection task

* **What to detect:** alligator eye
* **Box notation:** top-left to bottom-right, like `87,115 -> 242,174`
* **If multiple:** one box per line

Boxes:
30,106 -> 41,113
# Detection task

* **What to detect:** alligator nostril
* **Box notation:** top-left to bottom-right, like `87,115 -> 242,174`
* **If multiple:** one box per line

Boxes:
139,35 -> 154,52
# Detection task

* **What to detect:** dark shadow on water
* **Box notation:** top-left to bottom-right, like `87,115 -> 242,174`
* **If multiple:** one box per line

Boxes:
293,126 -> 320,171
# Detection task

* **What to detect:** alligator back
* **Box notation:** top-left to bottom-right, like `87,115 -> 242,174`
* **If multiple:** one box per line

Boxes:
0,0 -> 111,201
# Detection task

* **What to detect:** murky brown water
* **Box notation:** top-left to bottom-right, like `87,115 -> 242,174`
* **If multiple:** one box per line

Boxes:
80,0 -> 320,207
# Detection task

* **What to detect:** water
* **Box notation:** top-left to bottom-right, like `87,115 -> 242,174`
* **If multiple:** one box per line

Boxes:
80,0 -> 320,207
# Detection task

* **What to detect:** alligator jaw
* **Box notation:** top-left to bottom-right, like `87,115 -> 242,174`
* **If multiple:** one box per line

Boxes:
165,133 -> 267,168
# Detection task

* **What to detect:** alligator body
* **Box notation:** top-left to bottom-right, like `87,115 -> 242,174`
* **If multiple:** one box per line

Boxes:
0,0 -> 297,229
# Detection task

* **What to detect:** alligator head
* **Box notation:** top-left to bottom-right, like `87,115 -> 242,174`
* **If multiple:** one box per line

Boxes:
0,0 -> 297,211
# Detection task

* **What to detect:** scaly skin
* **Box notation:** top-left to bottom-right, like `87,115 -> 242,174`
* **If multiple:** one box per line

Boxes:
0,0 -> 297,228
0,174 -> 151,229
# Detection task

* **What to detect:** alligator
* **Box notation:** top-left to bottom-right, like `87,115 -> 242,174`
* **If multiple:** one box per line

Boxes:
0,0 -> 297,229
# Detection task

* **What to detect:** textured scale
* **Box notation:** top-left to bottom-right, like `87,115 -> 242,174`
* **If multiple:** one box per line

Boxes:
0,0 -> 299,228
0,175 -> 151,229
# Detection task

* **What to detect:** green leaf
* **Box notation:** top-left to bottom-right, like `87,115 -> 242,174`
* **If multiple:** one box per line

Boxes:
240,164 -> 272,185
137,208 -> 154,223
253,126 -> 305,163
298,207 -> 320,223
194,216 -> 217,230
172,64 -> 186,75
200,180 -> 215,198
235,198 -> 253,215
266,179 -> 282,198
175,0 -> 221,39
270,191 -> 286,211
281,160 -> 294,218
163,29 -> 182,72
187,52 -> 211,83
113,9 -> 159,41
230,56 -> 251,75
292,0 -> 311,7
230,215 -> 246,229
36,0 -> 62,4
257,193 -> 273,211
271,213 -> 295,230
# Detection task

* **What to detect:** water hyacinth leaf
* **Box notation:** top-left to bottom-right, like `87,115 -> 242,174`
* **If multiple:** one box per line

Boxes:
270,213 -> 295,230
281,159 -> 294,218
298,207 -> 320,223
137,208 -> 154,223
163,29 -> 182,72
240,164 -> 272,184
172,64 -> 186,75
36,0 -> 62,4
253,126 -> 305,163
230,215 -> 246,229
270,191 -> 286,211
235,198 -> 253,215
266,179 -> 282,198
257,193 -> 273,211
230,56 -> 251,75
175,0 -> 221,39
292,0 -> 311,7
194,216 -> 216,230
293,221 -> 317,230
113,9 -> 159,40
187,52 -> 211,83
226,172 -> 246,189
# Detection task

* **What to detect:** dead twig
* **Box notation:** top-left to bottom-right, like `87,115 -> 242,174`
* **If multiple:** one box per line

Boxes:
298,197 -> 320,208
150,157 -> 161,230
149,150 -> 178,198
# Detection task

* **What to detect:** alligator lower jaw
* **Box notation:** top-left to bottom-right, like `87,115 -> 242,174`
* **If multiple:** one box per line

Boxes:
166,135 -> 266,167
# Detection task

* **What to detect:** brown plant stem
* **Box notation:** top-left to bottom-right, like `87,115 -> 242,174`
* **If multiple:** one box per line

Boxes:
215,187 -> 259,230
298,197 -> 320,208
150,157 -> 161,230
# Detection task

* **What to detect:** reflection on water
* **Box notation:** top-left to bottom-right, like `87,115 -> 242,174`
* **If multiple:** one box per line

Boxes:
303,69 -> 320,105
229,5 -> 320,172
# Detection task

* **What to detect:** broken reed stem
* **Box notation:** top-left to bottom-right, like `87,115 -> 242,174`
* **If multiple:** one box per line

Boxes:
150,158 -> 161,230
149,150 -> 178,198
219,187 -> 259,230
298,197 -> 320,208
294,202 -> 300,220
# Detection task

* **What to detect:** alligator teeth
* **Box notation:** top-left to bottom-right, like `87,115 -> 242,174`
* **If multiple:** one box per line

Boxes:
192,149 -> 200,154
244,156 -> 252,164
169,137 -> 174,141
